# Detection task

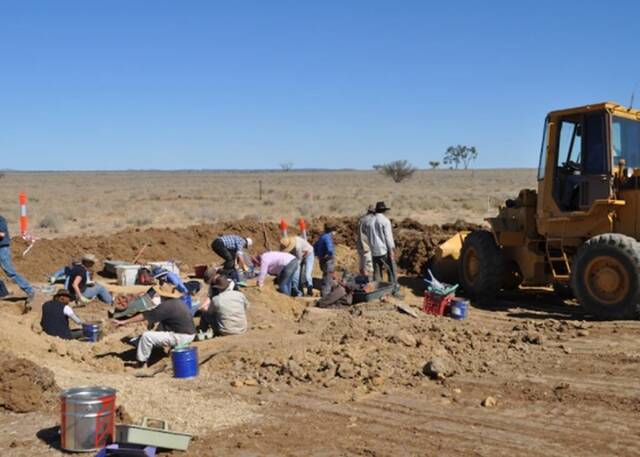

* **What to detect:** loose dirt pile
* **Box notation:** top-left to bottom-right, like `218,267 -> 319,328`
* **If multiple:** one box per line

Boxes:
0,351 -> 59,413
12,217 -> 478,281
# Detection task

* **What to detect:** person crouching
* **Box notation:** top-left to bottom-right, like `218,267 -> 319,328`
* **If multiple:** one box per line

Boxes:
41,289 -> 85,340
253,251 -> 301,296
199,275 -> 249,337
111,294 -> 196,368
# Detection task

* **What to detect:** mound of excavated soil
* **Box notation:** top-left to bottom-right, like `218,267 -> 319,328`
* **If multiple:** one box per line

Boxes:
0,351 -> 59,413
11,217 -> 480,282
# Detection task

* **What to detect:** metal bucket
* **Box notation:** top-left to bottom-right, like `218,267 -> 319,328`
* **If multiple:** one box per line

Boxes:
82,322 -> 102,342
60,386 -> 117,452
171,347 -> 198,379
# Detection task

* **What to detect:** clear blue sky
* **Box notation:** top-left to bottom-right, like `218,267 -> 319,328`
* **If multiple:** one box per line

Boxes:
1,1 -> 639,170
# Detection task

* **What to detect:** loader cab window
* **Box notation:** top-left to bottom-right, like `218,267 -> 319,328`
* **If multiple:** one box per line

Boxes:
537,119 -> 549,180
553,111 -> 611,211
612,116 -> 640,169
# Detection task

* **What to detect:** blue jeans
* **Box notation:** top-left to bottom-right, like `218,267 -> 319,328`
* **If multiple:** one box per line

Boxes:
83,284 -> 113,305
0,246 -> 33,295
278,259 -> 300,296
301,253 -> 314,289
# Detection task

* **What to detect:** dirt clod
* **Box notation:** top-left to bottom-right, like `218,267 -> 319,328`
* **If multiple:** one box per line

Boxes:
0,351 -> 59,413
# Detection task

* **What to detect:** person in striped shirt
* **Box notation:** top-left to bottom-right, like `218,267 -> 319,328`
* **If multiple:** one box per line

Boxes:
211,234 -> 253,281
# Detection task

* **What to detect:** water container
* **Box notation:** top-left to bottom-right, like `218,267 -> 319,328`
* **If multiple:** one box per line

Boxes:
60,386 -> 117,452
82,322 -> 102,342
449,299 -> 469,320
171,347 -> 198,379
116,265 -> 140,286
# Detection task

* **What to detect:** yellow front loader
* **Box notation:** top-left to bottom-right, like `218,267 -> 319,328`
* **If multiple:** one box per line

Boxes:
434,102 -> 640,319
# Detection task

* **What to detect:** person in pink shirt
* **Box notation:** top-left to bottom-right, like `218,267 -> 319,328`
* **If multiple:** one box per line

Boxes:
253,251 -> 301,296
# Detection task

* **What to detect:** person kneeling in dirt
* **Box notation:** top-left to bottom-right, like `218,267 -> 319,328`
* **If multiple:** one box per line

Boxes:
112,295 -> 196,368
66,253 -> 113,306
253,251 -> 301,296
210,234 -> 253,282
41,289 -> 85,340
152,266 -> 188,294
198,275 -> 249,339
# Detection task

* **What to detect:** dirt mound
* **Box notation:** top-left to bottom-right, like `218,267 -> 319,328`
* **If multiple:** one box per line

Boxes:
10,217 -> 478,282
0,351 -> 59,413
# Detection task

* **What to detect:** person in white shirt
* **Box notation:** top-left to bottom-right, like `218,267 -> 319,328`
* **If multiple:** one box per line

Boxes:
362,201 -> 402,297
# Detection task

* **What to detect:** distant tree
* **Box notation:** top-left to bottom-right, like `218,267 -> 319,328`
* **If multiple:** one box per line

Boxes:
372,164 -> 382,171
376,160 -> 417,183
443,145 -> 478,170
428,161 -> 440,170
280,162 -> 294,172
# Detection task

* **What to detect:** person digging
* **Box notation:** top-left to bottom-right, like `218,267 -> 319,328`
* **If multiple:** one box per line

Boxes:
67,253 -> 113,306
210,234 -> 253,283
40,288 -> 85,340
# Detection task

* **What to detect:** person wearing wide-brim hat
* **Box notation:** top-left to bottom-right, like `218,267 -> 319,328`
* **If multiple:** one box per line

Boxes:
280,235 -> 315,296
152,266 -> 188,295
363,201 -> 402,297
66,253 -> 113,306
40,288 -> 85,340
198,275 -> 250,338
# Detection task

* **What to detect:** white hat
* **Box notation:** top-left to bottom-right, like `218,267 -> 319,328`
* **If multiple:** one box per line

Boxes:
246,237 -> 253,248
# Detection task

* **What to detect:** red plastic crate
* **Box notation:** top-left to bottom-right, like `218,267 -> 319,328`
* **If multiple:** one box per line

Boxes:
422,291 -> 454,316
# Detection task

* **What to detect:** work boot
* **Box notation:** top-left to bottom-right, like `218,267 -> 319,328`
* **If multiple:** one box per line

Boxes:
24,291 -> 35,314
306,287 -> 314,297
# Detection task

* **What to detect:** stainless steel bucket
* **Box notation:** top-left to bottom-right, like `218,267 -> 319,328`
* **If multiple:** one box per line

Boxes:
60,386 -> 117,452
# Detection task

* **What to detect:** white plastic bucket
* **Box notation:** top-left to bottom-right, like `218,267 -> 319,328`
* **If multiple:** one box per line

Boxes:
116,265 -> 140,286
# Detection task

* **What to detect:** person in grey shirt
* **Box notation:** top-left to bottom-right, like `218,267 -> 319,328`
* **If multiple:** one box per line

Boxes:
356,204 -> 375,277
199,275 -> 249,336
362,201 -> 402,297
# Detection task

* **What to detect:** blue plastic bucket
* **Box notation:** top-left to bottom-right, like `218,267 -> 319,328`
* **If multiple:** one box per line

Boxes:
82,322 -> 102,342
171,347 -> 198,379
449,299 -> 468,320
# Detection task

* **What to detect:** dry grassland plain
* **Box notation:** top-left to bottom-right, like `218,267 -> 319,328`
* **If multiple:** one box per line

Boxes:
0,169 -> 536,238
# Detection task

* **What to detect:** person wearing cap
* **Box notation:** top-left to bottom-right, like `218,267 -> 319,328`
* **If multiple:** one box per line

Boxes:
210,234 -> 253,282
253,251 -> 301,296
112,294 -> 196,368
280,235 -> 315,296
356,205 -> 375,277
40,289 -> 84,340
152,266 -> 188,295
313,223 -> 336,297
198,275 -> 250,337
364,201 -> 402,297
66,253 -> 113,305
0,213 -> 35,311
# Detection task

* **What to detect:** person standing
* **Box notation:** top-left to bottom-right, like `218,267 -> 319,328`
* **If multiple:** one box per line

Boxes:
66,253 -> 113,305
356,205 -> 375,278
0,214 -> 35,312
40,289 -> 84,340
253,251 -> 301,296
280,235 -> 315,296
365,201 -> 402,297
313,223 -> 336,297
210,234 -> 253,281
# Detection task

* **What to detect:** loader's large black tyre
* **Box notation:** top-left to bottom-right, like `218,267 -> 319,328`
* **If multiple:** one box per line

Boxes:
459,230 -> 504,299
572,234 -> 640,320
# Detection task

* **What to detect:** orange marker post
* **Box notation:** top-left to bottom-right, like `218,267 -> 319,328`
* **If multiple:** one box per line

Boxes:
279,218 -> 288,237
298,218 -> 307,240
19,192 -> 28,236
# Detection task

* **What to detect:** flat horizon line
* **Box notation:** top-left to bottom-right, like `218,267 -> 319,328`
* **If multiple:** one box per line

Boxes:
0,167 -> 536,173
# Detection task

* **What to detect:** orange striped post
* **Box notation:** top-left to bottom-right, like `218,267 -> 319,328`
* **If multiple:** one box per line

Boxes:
19,192 -> 28,236
298,218 -> 307,240
279,218 -> 288,237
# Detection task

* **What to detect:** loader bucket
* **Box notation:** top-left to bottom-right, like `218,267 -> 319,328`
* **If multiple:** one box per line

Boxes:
429,231 -> 469,285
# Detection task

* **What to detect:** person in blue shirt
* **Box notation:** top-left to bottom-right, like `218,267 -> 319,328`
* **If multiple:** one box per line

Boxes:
0,214 -> 35,312
152,266 -> 188,294
313,223 -> 336,297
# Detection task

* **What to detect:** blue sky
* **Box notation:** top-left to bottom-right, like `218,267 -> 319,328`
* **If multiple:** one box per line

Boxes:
1,1 -> 639,170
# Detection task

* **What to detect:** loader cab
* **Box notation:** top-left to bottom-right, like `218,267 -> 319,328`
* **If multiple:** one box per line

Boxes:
537,104 -> 620,218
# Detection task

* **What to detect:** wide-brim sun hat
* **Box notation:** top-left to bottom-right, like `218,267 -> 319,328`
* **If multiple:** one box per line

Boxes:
279,236 -> 296,253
